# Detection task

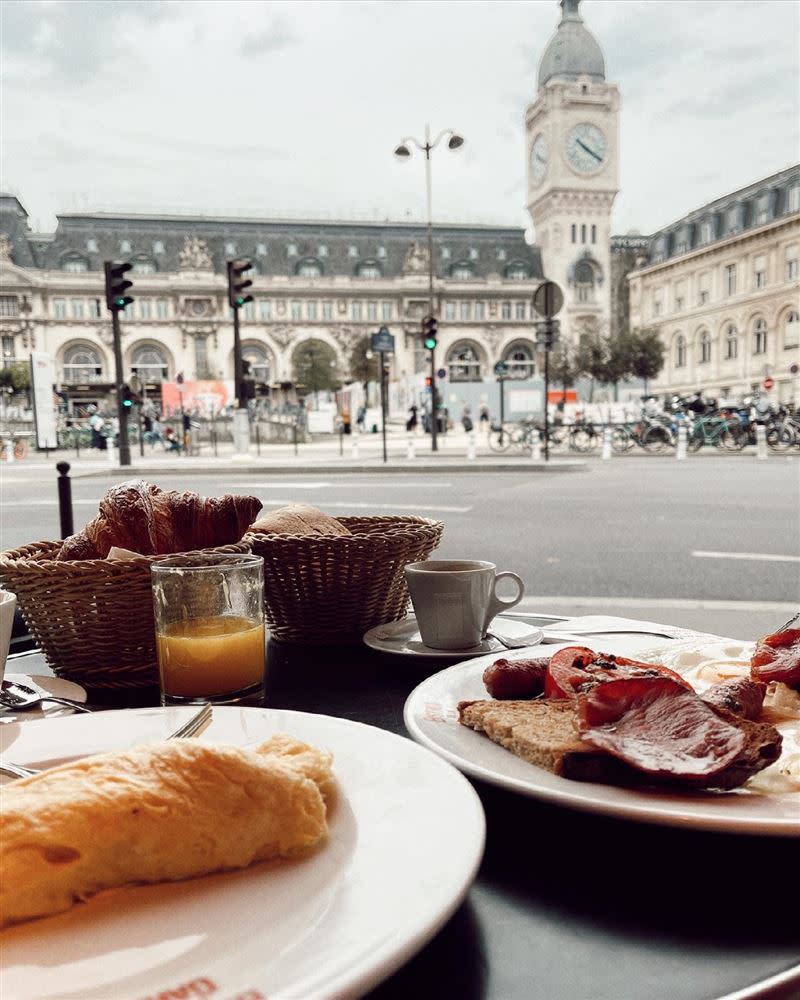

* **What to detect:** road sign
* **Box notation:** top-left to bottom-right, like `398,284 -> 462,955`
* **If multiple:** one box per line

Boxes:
532,280 -> 564,319
437,368 -> 447,379
790,363 -> 799,375
494,360 -> 509,377
763,376 -> 775,391
370,327 -> 395,354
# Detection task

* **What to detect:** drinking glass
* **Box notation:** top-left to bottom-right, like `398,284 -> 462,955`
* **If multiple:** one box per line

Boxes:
152,553 -> 265,706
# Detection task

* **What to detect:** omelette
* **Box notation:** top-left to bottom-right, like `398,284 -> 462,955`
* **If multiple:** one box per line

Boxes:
0,734 -> 333,928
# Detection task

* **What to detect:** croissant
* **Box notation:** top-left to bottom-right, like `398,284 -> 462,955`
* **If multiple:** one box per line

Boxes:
57,480 -> 262,560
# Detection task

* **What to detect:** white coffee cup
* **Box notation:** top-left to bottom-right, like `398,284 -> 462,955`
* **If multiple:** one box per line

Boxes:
0,589 -> 17,684
404,559 -> 525,650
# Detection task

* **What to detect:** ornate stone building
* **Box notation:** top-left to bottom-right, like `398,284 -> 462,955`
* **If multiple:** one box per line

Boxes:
0,194 -> 546,411
628,165 -> 800,404
525,0 -> 620,345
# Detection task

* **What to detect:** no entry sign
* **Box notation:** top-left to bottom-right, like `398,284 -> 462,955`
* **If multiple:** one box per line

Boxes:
763,376 -> 775,391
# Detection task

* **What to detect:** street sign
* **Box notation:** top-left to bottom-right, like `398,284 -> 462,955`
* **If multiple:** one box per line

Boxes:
494,360 -> 509,377
437,368 -> 447,379
763,376 -> 775,391
535,318 -> 560,348
790,363 -> 799,375
371,327 -> 395,354
532,280 -> 564,319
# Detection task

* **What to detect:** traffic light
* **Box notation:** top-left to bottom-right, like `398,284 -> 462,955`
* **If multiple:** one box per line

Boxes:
121,384 -> 133,409
422,315 -> 438,351
227,259 -> 254,309
104,261 -> 134,311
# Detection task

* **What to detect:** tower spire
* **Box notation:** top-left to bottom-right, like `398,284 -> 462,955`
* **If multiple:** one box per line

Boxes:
561,0 -> 582,22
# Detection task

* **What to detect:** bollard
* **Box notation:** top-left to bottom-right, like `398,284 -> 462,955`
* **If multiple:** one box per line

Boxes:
351,437 -> 359,460
531,433 -> 541,461
56,461 -> 74,539
755,423 -> 768,460
406,435 -> 416,460
293,422 -> 298,457
676,424 -> 687,461
107,441 -> 116,465
255,423 -> 261,457
601,426 -> 612,460
467,431 -> 476,461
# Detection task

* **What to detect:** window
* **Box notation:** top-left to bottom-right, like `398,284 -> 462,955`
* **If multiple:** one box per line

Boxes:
256,243 -> 267,256
784,311 -> 800,349
242,343 -> 270,383
351,301 -> 362,321
63,343 -> 103,382
571,224 -> 577,243
70,298 -> 85,319
53,298 -> 67,319
290,301 -> 302,320
653,293 -> 662,316
367,301 -> 377,321
674,283 -> 685,312
700,221 -> 713,244
591,224 -> 597,244
86,238 -> 97,253
447,343 -> 482,381
725,263 -> 737,296
727,205 -> 743,233
505,262 -> 530,280
259,299 -> 272,320
377,246 -> 386,259
381,301 -> 393,321
501,302 -> 511,320
504,342 -> 536,379
785,246 -> 799,281
297,259 -> 323,278
450,262 -> 474,280
581,224 -> 587,243
1,334 -> 14,362
194,336 -> 209,377
698,272 -> 711,305
475,302 -> 485,321
356,261 -> 381,279
138,299 -> 152,320
698,330 -> 711,364
468,247 -> 479,260
243,300 -> 255,320
62,258 -> 88,272
789,186 -> 800,213
287,243 -> 298,257
575,260 -> 595,304
131,344 -> 168,383
132,259 -> 156,273
304,301 -> 316,320
754,255 -> 767,289
445,302 -> 456,320
752,317 -> 768,354
347,245 -> 359,258
724,325 -> 738,360
496,249 -> 506,261
88,298 -> 102,318
460,301 -> 471,321
156,298 -> 169,319
0,296 -> 18,317
515,301 -> 526,320
225,242 -> 236,256
152,241 -> 164,254
755,194 -> 771,225
322,301 -> 332,320
317,245 -> 328,258
675,335 -> 687,368
120,240 -> 131,253
441,247 -> 451,260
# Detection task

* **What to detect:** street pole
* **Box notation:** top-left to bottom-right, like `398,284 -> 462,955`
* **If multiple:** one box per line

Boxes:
543,320 -> 551,462
499,375 -> 505,443
111,310 -> 131,466
424,123 -> 438,454
380,350 -> 387,464
233,305 -> 243,409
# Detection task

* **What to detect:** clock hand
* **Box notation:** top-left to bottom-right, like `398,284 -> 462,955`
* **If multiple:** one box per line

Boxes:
576,138 -> 602,162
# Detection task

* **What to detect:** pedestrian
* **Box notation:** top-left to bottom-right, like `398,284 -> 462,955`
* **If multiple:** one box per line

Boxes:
341,407 -> 351,435
89,411 -> 105,450
406,403 -> 418,433
150,415 -> 166,449
164,426 -> 181,452
479,402 -> 490,426
182,411 -> 192,450
461,406 -> 474,433
356,404 -> 367,433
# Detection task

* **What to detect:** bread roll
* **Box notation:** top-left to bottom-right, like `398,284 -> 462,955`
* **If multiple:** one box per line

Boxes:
250,503 -> 350,537
0,735 -> 333,928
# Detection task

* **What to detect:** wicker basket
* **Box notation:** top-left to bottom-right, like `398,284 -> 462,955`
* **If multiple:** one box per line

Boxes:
0,540 -> 249,692
245,515 -> 443,644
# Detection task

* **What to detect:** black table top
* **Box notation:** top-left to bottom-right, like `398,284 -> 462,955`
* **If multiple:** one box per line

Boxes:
7,633 -> 800,1000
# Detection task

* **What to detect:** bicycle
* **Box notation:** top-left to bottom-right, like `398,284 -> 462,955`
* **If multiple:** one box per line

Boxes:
686,412 -> 746,452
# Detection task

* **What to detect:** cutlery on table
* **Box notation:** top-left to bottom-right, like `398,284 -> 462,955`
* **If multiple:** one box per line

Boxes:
0,679 -> 94,714
495,612 -> 682,641
483,629 -> 544,650
0,702 -> 213,781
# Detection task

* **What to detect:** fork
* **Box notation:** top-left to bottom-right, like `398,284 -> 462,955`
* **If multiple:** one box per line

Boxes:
0,702 -> 213,781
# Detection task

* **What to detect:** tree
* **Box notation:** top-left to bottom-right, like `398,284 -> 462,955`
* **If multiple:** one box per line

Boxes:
0,362 -> 31,395
598,333 -> 634,401
292,339 -> 338,406
574,333 -> 607,402
348,335 -> 380,395
626,328 -> 665,396
549,343 -> 579,403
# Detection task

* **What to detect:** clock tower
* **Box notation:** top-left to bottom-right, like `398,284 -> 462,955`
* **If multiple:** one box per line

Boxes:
526,0 -> 619,345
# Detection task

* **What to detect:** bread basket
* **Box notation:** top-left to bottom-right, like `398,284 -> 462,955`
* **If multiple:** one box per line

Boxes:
0,540 -> 249,693
244,515 -> 443,643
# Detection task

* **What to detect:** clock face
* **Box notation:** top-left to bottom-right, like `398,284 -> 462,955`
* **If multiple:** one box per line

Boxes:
566,123 -> 607,174
530,134 -> 548,185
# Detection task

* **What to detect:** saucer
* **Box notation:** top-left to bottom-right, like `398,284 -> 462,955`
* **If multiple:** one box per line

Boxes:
1,673 -> 88,721
363,615 -> 544,660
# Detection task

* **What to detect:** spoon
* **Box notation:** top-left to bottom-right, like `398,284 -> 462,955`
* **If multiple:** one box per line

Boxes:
483,628 -> 544,650
0,680 -> 94,714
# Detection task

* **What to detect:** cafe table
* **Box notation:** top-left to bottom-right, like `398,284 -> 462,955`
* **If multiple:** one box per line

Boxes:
3,614 -> 799,1000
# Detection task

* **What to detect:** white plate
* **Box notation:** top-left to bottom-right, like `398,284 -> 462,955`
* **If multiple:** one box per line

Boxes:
1,674 -> 87,721
1,707 -> 485,1000
363,614 -> 543,660
403,637 -> 800,837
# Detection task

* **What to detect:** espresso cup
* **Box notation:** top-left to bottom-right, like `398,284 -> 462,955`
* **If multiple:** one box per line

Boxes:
404,560 -> 525,650
0,589 -> 17,684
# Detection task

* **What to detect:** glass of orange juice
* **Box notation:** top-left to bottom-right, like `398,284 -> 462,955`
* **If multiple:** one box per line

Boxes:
152,553 -> 265,706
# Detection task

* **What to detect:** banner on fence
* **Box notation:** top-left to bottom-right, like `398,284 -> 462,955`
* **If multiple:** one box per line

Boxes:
160,380 -> 234,418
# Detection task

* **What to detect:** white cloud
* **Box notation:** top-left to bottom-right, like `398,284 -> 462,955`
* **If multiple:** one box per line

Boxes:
2,0 -> 797,235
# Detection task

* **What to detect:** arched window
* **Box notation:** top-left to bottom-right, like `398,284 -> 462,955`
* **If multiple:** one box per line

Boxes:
574,260 -> 594,303
131,258 -> 157,274
505,261 -> 530,281
62,256 -> 88,272
447,342 -> 482,382
674,334 -> 687,368
724,324 -> 738,360
783,310 -> 799,349
752,317 -> 768,354
698,330 -> 711,364
241,343 -> 271,382
355,261 -> 382,279
296,258 -> 323,278
450,262 -> 474,280
130,344 -> 168,383
63,343 -> 103,382
503,340 -> 536,379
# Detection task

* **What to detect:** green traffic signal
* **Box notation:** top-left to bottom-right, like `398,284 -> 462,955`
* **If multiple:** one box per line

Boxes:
424,336 -> 437,350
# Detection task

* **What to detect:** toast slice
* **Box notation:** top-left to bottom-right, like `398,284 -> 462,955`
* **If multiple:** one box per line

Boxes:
457,698 -> 640,784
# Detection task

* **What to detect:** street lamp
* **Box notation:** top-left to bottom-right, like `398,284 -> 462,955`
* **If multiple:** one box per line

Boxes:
394,124 -> 464,451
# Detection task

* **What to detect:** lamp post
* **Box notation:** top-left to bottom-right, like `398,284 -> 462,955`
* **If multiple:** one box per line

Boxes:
394,125 -> 464,452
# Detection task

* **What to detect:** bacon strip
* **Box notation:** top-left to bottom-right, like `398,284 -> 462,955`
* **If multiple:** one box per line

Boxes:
751,628 -> 800,688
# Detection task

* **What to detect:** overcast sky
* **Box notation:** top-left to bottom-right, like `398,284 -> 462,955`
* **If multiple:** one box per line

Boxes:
2,0 -> 798,239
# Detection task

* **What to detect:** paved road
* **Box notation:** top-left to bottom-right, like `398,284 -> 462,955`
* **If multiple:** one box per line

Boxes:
1,456 -> 797,639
